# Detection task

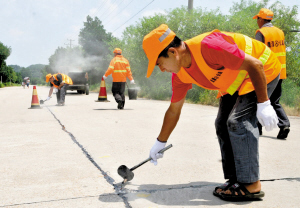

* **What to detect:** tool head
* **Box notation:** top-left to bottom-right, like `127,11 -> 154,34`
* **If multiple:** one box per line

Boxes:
40,100 -> 44,104
117,165 -> 134,181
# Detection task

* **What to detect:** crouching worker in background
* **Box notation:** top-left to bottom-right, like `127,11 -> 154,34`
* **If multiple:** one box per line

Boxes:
45,73 -> 73,106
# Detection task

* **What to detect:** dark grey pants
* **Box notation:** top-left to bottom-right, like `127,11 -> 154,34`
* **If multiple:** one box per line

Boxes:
215,75 -> 279,183
56,84 -> 68,104
270,79 -> 290,128
112,82 -> 126,107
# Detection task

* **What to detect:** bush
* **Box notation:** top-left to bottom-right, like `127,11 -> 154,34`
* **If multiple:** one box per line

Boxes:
281,79 -> 300,109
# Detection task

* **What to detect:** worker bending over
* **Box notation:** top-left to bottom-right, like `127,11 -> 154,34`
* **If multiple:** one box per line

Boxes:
143,24 -> 281,201
46,73 -> 73,106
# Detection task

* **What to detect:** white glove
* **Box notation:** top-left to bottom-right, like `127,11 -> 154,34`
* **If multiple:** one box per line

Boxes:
130,80 -> 135,84
150,139 -> 166,166
103,75 -> 107,80
257,100 -> 278,131
46,96 -> 51,101
53,88 -> 58,94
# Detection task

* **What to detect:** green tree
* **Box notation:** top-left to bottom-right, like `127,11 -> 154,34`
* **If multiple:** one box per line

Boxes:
78,15 -> 121,84
107,0 -> 299,108
0,42 -> 17,84
78,16 -> 112,57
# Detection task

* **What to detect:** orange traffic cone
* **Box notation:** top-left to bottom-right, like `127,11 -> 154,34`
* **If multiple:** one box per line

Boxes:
29,86 -> 42,109
95,77 -> 110,102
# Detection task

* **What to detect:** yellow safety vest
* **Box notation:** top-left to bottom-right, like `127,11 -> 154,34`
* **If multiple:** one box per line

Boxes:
176,29 -> 281,96
256,26 -> 286,79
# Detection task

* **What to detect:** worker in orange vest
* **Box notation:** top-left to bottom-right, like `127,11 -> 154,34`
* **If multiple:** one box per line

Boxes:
45,73 -> 73,106
142,24 -> 282,201
253,8 -> 290,139
103,48 -> 135,109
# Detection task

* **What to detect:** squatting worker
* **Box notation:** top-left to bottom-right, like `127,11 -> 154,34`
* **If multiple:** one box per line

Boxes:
103,48 -> 135,109
45,73 -> 73,106
253,8 -> 290,139
142,24 -> 281,201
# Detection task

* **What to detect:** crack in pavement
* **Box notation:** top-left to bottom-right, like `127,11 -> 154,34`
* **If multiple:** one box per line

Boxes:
46,107 -> 300,207
6,106 -> 298,208
46,107 -> 132,208
107,177 -> 300,195
3,177 -> 300,207
0,195 -> 100,207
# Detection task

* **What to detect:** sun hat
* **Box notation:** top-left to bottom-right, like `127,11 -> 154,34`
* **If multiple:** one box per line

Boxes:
253,8 -> 273,20
142,24 -> 176,78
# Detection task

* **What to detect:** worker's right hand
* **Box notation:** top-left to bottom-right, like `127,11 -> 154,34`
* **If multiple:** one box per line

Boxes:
257,100 -> 278,131
46,96 -> 51,101
103,75 -> 107,80
149,139 -> 166,166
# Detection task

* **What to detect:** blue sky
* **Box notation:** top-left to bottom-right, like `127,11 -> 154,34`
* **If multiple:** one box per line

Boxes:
0,0 -> 299,67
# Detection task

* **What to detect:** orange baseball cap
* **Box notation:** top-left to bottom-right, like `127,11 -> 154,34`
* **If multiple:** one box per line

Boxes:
143,24 -> 176,78
113,48 -> 122,54
253,8 -> 273,20
45,74 -> 52,82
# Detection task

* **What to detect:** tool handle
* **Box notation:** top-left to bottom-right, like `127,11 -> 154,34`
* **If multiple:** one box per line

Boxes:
130,144 -> 173,171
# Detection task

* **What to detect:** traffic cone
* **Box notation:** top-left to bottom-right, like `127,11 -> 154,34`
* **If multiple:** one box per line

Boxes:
29,86 -> 42,109
95,77 -> 110,102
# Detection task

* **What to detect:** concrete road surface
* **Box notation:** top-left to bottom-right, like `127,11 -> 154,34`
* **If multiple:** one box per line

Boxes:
0,85 -> 299,208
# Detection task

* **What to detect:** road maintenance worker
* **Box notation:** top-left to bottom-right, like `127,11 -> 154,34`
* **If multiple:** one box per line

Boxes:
45,73 -> 73,106
253,8 -> 290,139
143,24 -> 281,201
103,48 -> 135,109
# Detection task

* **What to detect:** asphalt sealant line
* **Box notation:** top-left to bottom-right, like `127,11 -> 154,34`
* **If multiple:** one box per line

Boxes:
0,195 -> 100,208
46,107 -> 132,208
45,107 -> 300,207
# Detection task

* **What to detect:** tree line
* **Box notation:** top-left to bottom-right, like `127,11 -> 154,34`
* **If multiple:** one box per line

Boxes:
1,0 -> 299,112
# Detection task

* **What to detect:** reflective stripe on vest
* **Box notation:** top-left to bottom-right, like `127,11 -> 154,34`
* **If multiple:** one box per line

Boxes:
114,60 -> 128,64
226,35 -> 252,95
114,70 -> 127,73
275,52 -> 286,57
180,30 -> 281,97
227,35 -> 272,95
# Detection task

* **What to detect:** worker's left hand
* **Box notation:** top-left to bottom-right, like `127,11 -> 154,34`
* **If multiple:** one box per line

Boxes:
149,139 -> 166,166
257,100 -> 278,131
130,80 -> 135,84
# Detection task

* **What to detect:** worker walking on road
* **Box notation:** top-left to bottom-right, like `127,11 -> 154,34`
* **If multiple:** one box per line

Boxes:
45,73 -> 73,106
143,24 -> 282,201
253,8 -> 290,139
103,48 -> 135,109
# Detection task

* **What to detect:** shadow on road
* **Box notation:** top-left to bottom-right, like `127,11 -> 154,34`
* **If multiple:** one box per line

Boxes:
93,109 -> 133,111
98,181 -> 258,206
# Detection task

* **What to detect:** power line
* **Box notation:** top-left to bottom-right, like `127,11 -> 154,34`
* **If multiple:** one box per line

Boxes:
95,0 -> 120,20
101,0 -> 127,23
103,0 -> 135,25
112,0 -> 155,33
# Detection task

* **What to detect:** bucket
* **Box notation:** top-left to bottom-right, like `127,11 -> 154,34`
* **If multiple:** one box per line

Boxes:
128,88 -> 138,100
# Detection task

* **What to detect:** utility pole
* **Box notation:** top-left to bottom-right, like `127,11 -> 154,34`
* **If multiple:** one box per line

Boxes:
65,39 -> 75,48
188,0 -> 193,12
